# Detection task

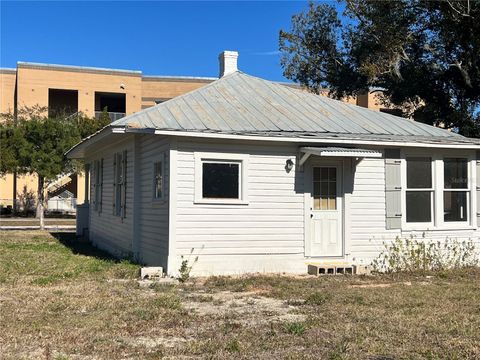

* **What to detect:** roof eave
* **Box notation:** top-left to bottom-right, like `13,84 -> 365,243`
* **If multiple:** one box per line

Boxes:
150,129 -> 480,149
66,127 -> 117,159
68,126 -> 480,159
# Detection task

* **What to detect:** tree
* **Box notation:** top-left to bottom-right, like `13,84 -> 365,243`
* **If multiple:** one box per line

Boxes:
0,107 -> 43,214
0,108 -> 109,229
279,1 -> 480,136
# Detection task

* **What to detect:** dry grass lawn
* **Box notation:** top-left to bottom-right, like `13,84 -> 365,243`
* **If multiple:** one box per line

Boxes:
0,231 -> 479,359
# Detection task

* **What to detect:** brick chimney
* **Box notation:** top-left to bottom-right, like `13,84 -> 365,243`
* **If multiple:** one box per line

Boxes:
218,51 -> 238,77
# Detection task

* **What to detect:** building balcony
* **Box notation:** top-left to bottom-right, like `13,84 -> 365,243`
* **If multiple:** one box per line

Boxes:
95,111 -> 125,122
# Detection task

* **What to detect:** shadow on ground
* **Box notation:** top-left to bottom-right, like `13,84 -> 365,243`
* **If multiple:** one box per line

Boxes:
50,231 -> 135,264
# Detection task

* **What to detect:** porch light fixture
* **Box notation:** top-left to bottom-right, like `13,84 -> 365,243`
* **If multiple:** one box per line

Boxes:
285,158 -> 294,172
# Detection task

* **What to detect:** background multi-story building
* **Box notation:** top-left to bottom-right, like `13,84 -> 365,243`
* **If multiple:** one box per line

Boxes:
0,61 -> 386,214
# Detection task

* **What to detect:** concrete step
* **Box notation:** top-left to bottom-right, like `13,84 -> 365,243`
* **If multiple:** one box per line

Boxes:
307,263 -> 371,276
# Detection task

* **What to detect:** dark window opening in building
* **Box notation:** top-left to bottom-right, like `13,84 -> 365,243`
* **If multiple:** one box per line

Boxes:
154,98 -> 170,104
48,89 -> 78,117
380,108 -> 404,117
95,92 -> 126,122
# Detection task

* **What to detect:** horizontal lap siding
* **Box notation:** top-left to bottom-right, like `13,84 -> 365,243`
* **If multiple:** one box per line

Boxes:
175,140 -> 305,257
138,135 -> 169,267
349,156 -> 480,262
88,137 -> 134,256
349,157 -> 396,260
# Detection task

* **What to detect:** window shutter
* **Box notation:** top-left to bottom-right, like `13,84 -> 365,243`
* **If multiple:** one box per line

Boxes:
122,150 -> 127,219
476,151 -> 480,226
92,162 -> 97,209
385,149 -> 402,229
113,154 -> 117,215
99,158 -> 103,213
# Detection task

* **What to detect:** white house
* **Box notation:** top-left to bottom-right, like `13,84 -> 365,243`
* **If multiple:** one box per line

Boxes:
67,51 -> 480,276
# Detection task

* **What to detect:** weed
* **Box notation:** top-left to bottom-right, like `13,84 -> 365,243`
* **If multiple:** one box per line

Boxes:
187,294 -> 214,303
178,248 -> 198,283
145,349 -> 164,359
225,338 -> 241,353
328,339 -> 350,360
350,294 -> 366,305
284,322 -> 306,336
304,292 -> 330,305
54,354 -> 70,360
222,321 -> 242,334
372,235 -> 479,273
133,308 -> 156,321
154,293 -> 182,310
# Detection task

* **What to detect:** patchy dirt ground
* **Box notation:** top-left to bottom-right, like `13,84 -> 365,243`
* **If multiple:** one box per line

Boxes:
1,231 -> 480,359
183,290 -> 307,323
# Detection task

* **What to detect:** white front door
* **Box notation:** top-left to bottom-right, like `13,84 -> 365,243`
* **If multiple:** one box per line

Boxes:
309,163 -> 343,257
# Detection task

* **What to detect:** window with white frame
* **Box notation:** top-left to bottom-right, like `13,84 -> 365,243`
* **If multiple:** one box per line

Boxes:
202,161 -> 240,199
153,159 -> 164,200
194,153 -> 248,204
93,159 -> 103,212
405,157 -> 433,223
444,158 -> 469,222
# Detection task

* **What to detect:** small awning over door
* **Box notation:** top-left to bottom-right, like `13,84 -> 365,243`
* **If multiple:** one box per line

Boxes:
299,146 -> 382,165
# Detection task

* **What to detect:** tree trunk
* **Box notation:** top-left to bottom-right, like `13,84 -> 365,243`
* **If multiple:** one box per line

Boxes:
12,170 -> 17,215
37,176 -> 45,230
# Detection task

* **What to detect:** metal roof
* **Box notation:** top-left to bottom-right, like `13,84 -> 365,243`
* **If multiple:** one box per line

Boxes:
299,147 -> 382,165
111,71 -> 472,142
300,147 -> 382,158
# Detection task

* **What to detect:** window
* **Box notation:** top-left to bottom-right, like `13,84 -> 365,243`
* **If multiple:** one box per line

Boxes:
400,153 -> 474,229
405,157 -> 433,223
113,151 -> 127,217
93,159 -> 103,212
444,158 -> 469,222
153,160 -> 164,200
313,167 -> 337,210
194,152 -> 248,204
202,162 -> 240,199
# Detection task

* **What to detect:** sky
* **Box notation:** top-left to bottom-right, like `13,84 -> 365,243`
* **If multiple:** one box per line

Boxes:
0,1 -> 320,82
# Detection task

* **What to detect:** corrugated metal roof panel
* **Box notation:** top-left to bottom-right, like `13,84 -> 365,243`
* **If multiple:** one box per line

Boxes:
300,146 -> 382,158
112,71 -> 471,142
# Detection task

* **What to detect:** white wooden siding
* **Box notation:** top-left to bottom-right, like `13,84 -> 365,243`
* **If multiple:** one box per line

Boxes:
171,139 -> 480,275
136,134 -> 170,267
172,139 -> 305,274
87,136 -> 135,256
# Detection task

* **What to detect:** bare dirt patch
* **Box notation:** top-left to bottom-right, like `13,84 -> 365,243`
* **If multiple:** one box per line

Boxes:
184,290 -> 306,324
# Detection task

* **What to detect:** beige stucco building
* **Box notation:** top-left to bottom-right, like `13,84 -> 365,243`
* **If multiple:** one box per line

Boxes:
0,61 -> 385,213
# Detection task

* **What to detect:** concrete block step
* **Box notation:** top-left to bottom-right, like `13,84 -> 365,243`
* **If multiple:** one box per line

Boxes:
307,263 -> 356,276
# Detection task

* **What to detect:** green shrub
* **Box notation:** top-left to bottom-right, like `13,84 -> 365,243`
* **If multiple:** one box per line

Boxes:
225,338 -> 241,353
284,321 -> 306,336
372,235 -> 479,273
